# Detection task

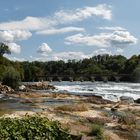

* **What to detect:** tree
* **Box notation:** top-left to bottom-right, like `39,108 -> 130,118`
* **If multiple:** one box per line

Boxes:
2,66 -> 21,89
0,42 -> 11,56
132,64 -> 140,82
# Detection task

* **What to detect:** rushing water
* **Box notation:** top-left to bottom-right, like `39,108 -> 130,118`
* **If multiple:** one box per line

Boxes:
0,81 -> 140,115
51,81 -> 140,102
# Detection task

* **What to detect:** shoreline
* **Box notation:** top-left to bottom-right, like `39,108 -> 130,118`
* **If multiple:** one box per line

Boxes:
0,91 -> 140,140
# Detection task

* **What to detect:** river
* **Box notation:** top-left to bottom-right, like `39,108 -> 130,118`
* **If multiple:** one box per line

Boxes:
51,81 -> 140,102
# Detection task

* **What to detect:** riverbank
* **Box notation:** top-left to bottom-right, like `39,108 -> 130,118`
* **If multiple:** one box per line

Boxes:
0,91 -> 140,140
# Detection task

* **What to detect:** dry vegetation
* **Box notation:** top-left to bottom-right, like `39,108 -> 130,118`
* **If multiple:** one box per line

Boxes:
54,103 -> 88,112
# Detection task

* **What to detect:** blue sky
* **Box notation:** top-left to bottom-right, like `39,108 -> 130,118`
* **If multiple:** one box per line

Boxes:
0,0 -> 139,61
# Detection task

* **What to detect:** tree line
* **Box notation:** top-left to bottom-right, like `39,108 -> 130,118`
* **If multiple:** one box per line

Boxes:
1,42 -> 140,84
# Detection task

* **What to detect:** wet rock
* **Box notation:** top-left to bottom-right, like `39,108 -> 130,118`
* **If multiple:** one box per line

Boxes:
86,95 -> 113,104
111,103 -> 120,112
111,107 -> 118,112
120,96 -> 134,104
18,85 -> 31,92
134,98 -> 140,104
19,85 -> 26,90
0,83 -> 14,94
25,82 -> 55,90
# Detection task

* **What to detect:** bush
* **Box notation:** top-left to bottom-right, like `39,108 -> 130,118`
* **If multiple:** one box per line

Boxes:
2,66 -> 21,89
89,124 -> 105,140
118,112 -> 136,125
0,115 -> 71,140
132,65 -> 140,82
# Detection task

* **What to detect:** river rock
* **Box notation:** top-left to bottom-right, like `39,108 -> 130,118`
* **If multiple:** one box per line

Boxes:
120,96 -> 134,104
0,83 -> 14,94
134,98 -> 140,104
19,85 -> 27,91
86,95 -> 113,104
25,82 -> 55,90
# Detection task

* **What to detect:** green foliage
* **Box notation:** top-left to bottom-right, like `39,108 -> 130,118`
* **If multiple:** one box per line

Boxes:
0,42 -> 11,56
0,115 -> 71,140
132,64 -> 140,82
1,54 -> 140,82
89,124 -> 105,140
2,66 -> 21,89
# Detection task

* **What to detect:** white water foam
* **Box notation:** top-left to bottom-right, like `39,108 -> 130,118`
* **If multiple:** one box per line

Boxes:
52,82 -> 140,101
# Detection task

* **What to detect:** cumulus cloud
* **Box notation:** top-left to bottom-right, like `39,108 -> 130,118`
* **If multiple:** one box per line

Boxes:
7,43 -> 21,54
37,43 -> 52,54
65,30 -> 137,49
35,51 -> 90,62
54,4 -> 112,24
32,49 -> 113,62
110,31 -> 137,47
65,33 -> 107,47
0,30 -> 32,42
36,27 -> 85,35
0,4 -> 112,31
0,17 -> 53,31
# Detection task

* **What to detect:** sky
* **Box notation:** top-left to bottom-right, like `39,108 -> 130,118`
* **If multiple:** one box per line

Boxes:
0,0 -> 140,61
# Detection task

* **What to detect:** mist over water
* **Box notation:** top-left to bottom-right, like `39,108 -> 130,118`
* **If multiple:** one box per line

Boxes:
52,81 -> 140,101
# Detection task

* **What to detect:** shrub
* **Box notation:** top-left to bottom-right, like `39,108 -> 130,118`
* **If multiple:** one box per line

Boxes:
118,112 -> 136,125
0,115 -> 71,140
89,124 -> 105,140
2,66 -> 21,89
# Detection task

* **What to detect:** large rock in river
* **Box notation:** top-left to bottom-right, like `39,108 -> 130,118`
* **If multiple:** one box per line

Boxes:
120,96 -> 134,104
134,98 -> 140,104
26,82 -> 55,90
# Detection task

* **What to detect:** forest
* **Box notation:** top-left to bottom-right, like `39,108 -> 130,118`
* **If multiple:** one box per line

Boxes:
1,43 -> 140,82
1,54 -> 140,82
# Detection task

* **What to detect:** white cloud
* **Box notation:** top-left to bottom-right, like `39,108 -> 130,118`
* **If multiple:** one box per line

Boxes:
35,51 -> 90,62
37,43 -> 52,54
116,48 -> 123,53
32,49 -> 113,62
0,30 -> 32,42
110,31 -> 137,47
36,26 -> 85,35
7,56 -> 26,61
98,26 -> 126,31
65,30 -> 137,49
0,17 -> 53,31
7,43 -> 21,54
0,4 -> 112,31
54,4 -> 112,24
65,33 -> 107,47
93,49 -> 112,55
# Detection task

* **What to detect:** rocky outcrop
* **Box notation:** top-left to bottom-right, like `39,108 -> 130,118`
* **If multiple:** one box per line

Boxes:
85,95 -> 113,104
0,83 -> 14,94
120,96 -> 134,104
25,82 -> 55,90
